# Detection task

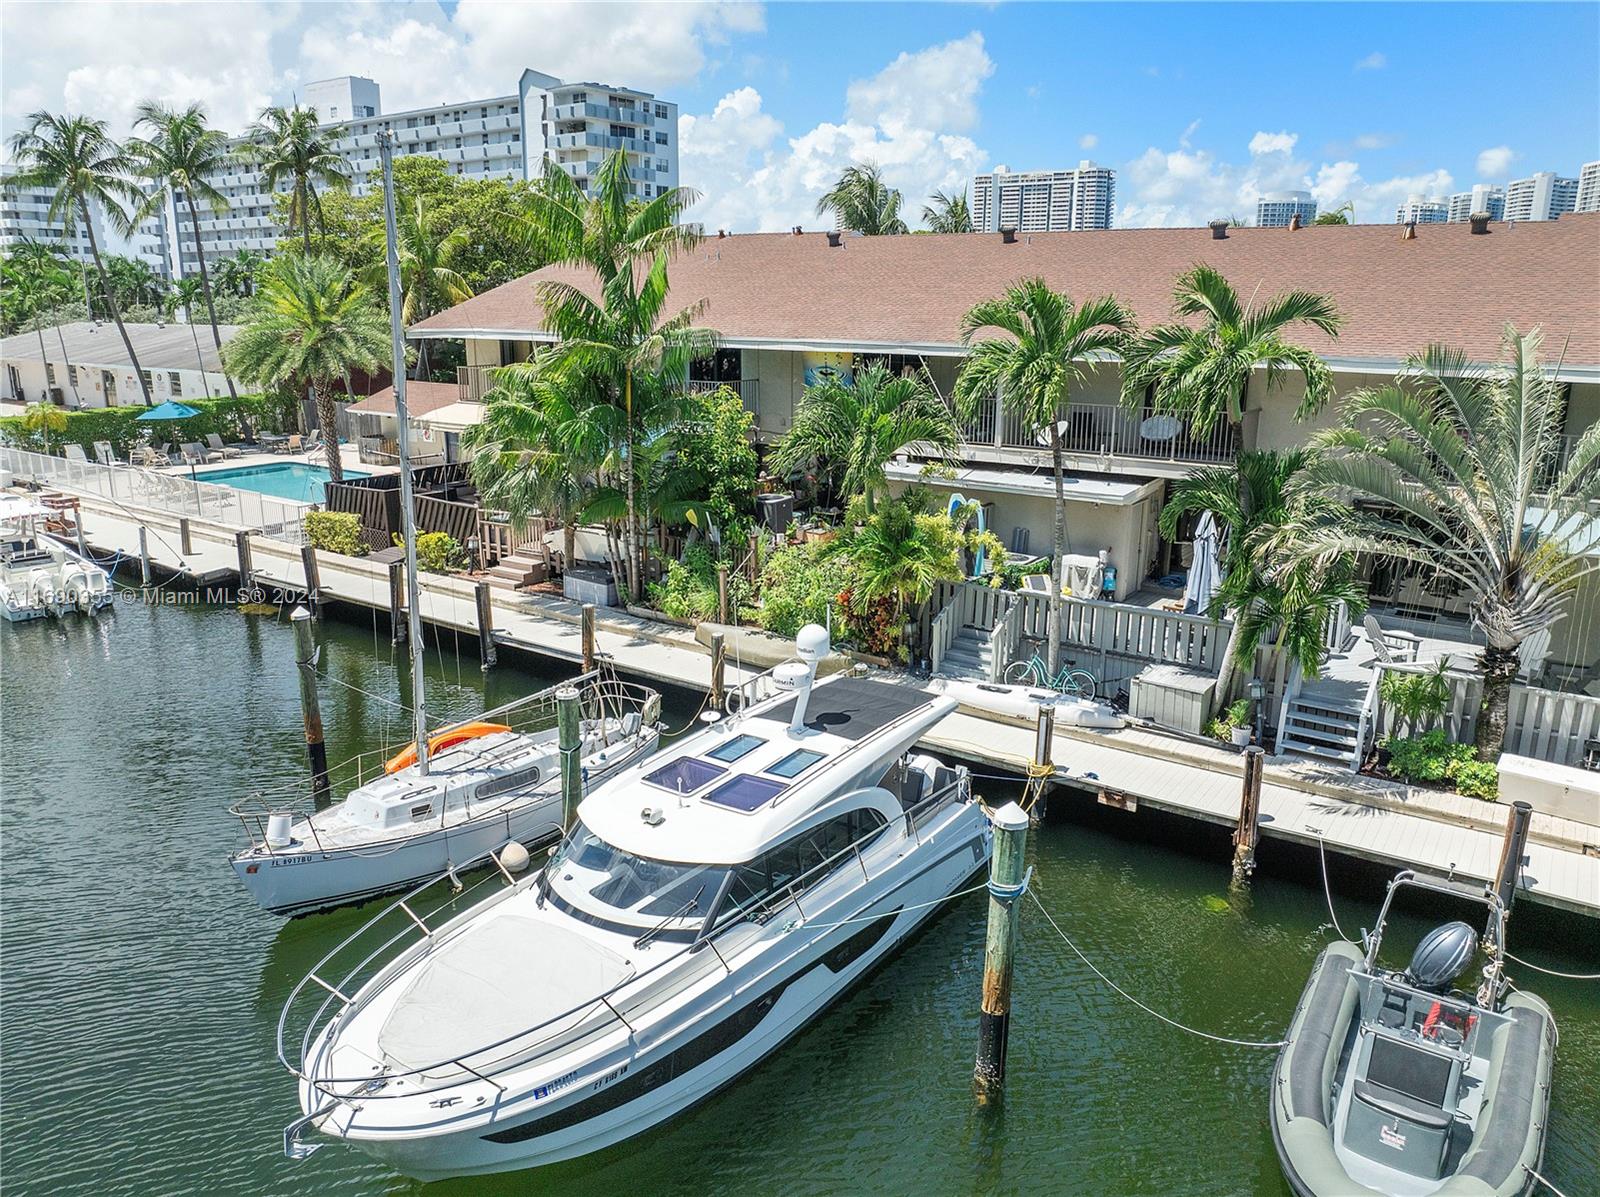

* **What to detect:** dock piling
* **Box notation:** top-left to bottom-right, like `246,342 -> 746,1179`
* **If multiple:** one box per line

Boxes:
474,580 -> 497,671
137,526 -> 152,586
1023,705 -> 1055,818
179,517 -> 192,556
717,564 -> 730,625
300,543 -> 321,617
387,559 -> 406,645
291,606 -> 331,807
1231,746 -> 1265,886
974,800 -> 1030,1102
75,518 -> 88,560
581,603 -> 596,673
710,631 -> 726,710
557,685 -> 582,827
234,530 -> 253,596
747,530 -> 760,584
1493,799 -> 1534,915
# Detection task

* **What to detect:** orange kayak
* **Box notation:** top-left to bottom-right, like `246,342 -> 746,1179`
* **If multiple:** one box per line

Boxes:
384,722 -> 513,773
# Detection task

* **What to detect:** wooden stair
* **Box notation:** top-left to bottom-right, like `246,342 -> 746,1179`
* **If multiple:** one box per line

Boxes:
485,550 -> 548,593
940,625 -> 995,681
1279,691 -> 1364,765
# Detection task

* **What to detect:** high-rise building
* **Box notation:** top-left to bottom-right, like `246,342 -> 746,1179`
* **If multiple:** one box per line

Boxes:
146,68 -> 679,280
1503,171 -> 1578,222
1576,161 -> 1600,214
0,163 -> 104,263
1255,190 -> 1318,227
1446,185 -> 1506,223
1394,195 -> 1449,224
970,162 -> 1116,232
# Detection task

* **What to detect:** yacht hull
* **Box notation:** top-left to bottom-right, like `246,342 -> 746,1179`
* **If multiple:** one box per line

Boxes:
309,823 -> 988,1179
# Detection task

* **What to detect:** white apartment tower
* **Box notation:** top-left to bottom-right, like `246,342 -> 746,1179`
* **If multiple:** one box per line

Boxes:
1394,195 -> 1449,224
148,68 -> 679,279
1255,190 -> 1318,227
971,162 -> 1115,233
1446,185 -> 1506,223
1503,171 -> 1578,222
0,163 -> 105,261
1575,161 -> 1600,214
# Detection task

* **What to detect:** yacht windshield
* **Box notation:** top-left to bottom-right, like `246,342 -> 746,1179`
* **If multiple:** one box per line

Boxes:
545,821 -> 728,932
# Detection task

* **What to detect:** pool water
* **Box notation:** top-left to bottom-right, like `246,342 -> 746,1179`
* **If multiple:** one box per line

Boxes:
198,462 -> 368,503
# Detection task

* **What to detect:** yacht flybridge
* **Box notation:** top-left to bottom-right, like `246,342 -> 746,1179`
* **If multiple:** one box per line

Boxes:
230,673 -> 661,916
278,627 -> 992,1178
0,494 -> 112,622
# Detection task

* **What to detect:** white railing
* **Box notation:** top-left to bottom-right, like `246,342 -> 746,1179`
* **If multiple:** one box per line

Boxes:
991,599 -> 1022,682
929,601 -> 958,676
0,445 -> 307,541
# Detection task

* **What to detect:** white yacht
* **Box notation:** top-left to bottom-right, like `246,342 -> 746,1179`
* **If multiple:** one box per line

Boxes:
0,494 -> 112,621
278,627 -> 991,1178
231,675 -> 661,917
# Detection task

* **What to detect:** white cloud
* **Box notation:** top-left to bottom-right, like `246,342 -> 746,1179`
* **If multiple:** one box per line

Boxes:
680,33 -> 993,233
1354,51 -> 1387,71
1476,145 -> 1516,178
1078,132 -> 1098,150
1119,126 -> 1454,227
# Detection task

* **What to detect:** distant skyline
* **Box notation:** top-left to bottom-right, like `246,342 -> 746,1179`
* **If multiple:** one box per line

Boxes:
2,1 -> 1596,232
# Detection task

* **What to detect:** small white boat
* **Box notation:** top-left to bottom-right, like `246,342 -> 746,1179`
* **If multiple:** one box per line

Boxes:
0,495 -> 113,622
230,675 -> 661,916
277,626 -> 992,1178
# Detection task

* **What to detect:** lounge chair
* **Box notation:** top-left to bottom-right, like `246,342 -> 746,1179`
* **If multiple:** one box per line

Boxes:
1362,614 -> 1421,664
93,441 -> 117,466
63,443 -> 90,464
205,432 -> 243,460
181,442 -> 222,465
1516,627 -> 1553,684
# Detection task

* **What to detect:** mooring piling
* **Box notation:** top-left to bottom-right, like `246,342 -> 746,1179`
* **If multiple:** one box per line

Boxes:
291,606 -> 331,808
178,516 -> 192,556
75,517 -> 88,560
137,525 -> 152,586
300,543 -> 321,617
581,603 -> 596,673
387,559 -> 406,646
234,530 -> 253,595
710,631 -> 727,710
474,579 -> 497,671
1231,745 -> 1265,886
975,800 -> 1030,1102
1494,799 -> 1534,915
717,564 -> 730,625
557,685 -> 582,826
1022,705 -> 1055,818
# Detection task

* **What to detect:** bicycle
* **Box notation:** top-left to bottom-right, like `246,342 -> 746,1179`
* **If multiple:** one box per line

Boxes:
1003,652 -> 1098,699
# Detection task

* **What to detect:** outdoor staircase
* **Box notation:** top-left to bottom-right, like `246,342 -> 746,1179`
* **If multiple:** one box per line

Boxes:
1279,688 -> 1364,766
485,549 -> 548,594
940,625 -> 996,681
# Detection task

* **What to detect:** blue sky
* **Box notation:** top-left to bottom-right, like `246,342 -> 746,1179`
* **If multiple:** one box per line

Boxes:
4,1 -> 1596,230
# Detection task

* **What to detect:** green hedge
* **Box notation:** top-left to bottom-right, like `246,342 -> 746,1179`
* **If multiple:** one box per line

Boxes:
0,393 -> 295,458
305,511 -> 368,557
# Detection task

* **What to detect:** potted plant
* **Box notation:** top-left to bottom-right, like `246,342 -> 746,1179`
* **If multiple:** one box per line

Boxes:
1207,699 -> 1253,747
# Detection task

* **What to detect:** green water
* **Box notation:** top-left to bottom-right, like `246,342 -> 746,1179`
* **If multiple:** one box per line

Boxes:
3,590 -> 1596,1197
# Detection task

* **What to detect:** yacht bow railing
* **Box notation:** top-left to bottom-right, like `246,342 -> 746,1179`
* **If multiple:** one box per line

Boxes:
276,761 -> 974,1117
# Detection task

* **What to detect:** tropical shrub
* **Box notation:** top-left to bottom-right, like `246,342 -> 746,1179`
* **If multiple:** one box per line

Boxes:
1205,699 -> 1252,742
649,544 -> 752,623
672,387 -> 759,544
1379,660 -> 1453,733
757,540 -> 854,639
1382,729 -> 1498,799
0,393 -> 289,457
401,531 -> 469,574
305,511 -> 366,556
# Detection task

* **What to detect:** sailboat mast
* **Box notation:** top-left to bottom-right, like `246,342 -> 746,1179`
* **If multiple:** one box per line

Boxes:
378,129 -> 430,775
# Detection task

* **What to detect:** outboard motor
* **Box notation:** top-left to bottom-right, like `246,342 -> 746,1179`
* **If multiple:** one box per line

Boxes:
1404,921 -> 1478,992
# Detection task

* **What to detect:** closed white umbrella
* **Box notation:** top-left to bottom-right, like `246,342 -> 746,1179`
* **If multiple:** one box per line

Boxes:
1185,510 -> 1220,616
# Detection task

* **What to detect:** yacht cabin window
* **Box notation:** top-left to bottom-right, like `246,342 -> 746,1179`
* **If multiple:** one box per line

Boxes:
643,757 -> 726,795
720,808 -> 890,920
706,734 -> 765,763
545,821 -> 729,931
766,749 -> 826,779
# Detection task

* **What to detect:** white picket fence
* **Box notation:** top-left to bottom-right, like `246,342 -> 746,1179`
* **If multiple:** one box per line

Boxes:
1,445 -> 307,542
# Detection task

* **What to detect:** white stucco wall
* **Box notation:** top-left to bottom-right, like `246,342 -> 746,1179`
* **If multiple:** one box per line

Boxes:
1,355 -> 230,408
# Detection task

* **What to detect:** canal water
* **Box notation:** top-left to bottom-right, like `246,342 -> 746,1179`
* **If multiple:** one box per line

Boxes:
3,590 -> 1596,1197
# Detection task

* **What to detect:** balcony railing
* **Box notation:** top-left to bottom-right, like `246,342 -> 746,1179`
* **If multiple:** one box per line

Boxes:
955,397 -> 1239,466
458,364 -> 502,403
687,378 -> 759,410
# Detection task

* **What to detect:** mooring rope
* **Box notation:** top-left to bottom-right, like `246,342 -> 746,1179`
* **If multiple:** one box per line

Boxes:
1027,889 -> 1290,1049
1501,952 -> 1600,981
1317,836 -> 1353,943
1524,1164 -> 1572,1197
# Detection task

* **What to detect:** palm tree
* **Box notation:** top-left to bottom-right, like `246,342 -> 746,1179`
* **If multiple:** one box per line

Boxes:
215,248 -> 264,297
773,362 -> 960,514
922,187 -> 973,233
1295,327 -> 1600,761
2,243 -> 86,406
359,194 -> 473,379
101,254 -> 168,312
1163,450 -> 1366,707
1314,202 -> 1355,226
168,277 -> 217,396
954,279 -> 1134,672
7,111 -> 152,403
815,162 -> 908,235
463,361 -> 620,572
1120,263 -> 1343,436
222,255 -> 390,481
239,105 -> 350,250
503,150 -> 709,600
128,100 -> 238,399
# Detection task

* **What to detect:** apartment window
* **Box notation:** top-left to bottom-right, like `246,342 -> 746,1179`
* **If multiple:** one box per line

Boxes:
67,364 -> 78,388
141,370 -> 154,392
329,106 -> 339,118
426,141 -> 436,152
657,160 -> 669,173
511,133 -> 520,143
655,131 -> 668,145
655,103 -> 669,119
480,106 -> 488,117
407,117 -> 419,128
102,371 -> 117,400
168,372 -> 182,396
571,91 -> 587,103
45,363 -> 56,384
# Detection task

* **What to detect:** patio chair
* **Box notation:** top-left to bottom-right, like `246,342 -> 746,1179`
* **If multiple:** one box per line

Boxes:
181,442 -> 222,465
93,441 -> 117,466
283,434 -> 303,455
63,444 -> 90,464
1362,614 -> 1421,664
1516,627 -> 1553,684
205,432 -> 243,459
130,444 -> 171,467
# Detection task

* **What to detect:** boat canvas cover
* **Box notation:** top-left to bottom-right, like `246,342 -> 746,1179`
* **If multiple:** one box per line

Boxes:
377,916 -> 634,1073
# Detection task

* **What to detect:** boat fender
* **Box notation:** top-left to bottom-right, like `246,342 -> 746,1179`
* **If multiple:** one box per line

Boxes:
265,811 -> 293,849
498,841 -> 531,873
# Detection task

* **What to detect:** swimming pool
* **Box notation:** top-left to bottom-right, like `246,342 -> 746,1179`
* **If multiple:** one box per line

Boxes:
196,463 -> 367,504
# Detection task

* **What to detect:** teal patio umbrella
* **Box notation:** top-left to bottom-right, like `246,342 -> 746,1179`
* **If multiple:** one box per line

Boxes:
137,400 -> 203,480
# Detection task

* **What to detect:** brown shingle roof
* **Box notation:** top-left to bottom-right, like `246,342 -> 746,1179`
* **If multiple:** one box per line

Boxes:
348,381 -> 459,416
412,215 -> 1600,368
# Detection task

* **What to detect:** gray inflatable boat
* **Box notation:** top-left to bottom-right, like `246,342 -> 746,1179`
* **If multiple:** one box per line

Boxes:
1271,871 -> 1556,1197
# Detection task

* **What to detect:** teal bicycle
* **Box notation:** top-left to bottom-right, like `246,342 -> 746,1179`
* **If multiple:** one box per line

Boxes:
1004,652 -> 1098,699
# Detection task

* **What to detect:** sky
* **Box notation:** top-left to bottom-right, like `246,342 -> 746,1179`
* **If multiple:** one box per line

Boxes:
3,1 -> 1597,233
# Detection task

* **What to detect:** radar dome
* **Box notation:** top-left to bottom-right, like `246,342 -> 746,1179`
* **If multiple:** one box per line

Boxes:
796,624 -> 831,666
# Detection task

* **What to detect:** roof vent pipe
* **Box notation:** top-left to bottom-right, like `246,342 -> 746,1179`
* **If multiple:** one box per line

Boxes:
1000,226 -> 1017,244
717,228 -> 727,239
1287,212 -> 1302,231
1402,220 -> 1417,241
825,230 -> 842,248
1209,220 -> 1229,240
792,225 -> 803,236
1469,213 -> 1491,235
